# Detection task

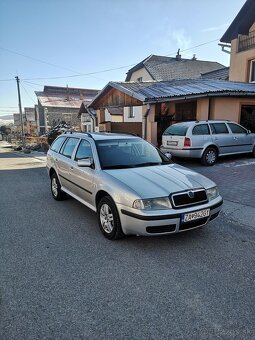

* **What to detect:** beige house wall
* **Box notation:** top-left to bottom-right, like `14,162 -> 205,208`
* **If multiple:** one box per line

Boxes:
197,98 -> 210,120
211,97 -> 255,122
229,21 -> 255,82
129,67 -> 153,82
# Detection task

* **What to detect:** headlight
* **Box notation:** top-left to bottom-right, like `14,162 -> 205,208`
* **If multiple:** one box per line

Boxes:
206,186 -> 219,201
133,197 -> 172,210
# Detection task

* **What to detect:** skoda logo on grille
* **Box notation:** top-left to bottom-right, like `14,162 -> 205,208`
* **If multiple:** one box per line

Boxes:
187,190 -> 195,199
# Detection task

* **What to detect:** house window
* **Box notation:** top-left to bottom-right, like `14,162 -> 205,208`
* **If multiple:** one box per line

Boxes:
137,77 -> 143,82
250,60 -> 255,82
129,107 -> 135,118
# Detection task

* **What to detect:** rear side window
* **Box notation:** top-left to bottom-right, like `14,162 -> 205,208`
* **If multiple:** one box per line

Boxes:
192,124 -> 210,135
163,125 -> 188,136
50,136 -> 66,153
61,138 -> 79,158
227,123 -> 247,134
210,123 -> 229,134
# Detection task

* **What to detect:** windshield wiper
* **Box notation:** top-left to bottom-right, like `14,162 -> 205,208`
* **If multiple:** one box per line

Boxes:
103,164 -> 136,170
132,162 -> 161,167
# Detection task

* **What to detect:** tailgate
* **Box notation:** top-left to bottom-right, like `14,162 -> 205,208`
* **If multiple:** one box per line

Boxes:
162,135 -> 185,149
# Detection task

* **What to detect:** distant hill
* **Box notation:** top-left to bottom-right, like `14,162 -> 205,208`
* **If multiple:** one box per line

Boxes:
0,114 -> 14,125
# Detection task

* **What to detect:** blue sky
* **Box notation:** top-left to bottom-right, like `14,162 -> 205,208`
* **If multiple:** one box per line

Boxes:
0,0 -> 246,116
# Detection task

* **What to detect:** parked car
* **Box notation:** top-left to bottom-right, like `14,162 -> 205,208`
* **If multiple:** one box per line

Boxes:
160,120 -> 255,165
46,132 -> 223,240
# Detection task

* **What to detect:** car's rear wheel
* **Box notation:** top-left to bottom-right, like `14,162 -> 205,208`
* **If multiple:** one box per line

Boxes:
201,147 -> 218,166
97,196 -> 124,240
51,173 -> 66,201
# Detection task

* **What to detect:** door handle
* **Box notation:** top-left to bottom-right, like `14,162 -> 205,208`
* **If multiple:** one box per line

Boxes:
70,166 -> 74,170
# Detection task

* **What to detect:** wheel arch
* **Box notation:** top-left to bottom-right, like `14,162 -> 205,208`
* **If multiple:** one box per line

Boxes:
49,167 -> 57,178
203,144 -> 219,155
95,190 -> 113,209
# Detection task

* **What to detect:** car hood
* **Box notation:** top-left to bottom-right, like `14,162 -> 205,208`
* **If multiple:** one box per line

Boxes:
105,164 -> 216,198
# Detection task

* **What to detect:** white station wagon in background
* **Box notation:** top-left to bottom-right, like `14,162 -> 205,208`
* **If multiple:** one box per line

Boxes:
47,132 -> 223,240
161,120 -> 255,165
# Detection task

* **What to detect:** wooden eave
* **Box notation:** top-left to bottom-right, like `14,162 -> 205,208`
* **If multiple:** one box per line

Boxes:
89,85 -> 143,109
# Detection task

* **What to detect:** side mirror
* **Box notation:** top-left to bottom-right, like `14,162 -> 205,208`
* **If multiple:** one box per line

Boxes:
77,158 -> 93,167
247,130 -> 251,134
165,152 -> 172,159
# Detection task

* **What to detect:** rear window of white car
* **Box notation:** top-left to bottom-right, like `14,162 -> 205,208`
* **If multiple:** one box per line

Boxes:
163,125 -> 188,136
210,123 -> 229,134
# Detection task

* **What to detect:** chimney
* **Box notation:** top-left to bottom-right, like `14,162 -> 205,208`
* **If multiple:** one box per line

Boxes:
176,48 -> 181,61
192,54 -> 197,60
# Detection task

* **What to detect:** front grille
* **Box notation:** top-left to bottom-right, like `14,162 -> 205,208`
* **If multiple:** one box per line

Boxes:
146,224 -> 176,234
171,189 -> 208,209
179,217 -> 208,231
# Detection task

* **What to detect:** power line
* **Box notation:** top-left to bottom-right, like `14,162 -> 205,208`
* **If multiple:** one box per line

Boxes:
0,38 -> 220,82
20,81 -> 36,104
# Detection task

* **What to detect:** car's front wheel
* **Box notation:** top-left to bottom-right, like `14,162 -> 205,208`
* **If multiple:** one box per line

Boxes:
97,196 -> 124,240
50,173 -> 66,201
201,147 -> 218,166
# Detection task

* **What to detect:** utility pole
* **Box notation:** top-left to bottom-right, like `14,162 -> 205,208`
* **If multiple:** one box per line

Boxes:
15,76 -> 25,148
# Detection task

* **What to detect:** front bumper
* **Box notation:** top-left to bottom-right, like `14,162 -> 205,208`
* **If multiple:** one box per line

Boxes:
117,196 -> 223,236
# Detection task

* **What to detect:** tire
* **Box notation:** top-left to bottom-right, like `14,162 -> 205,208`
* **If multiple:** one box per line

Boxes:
97,196 -> 124,240
50,173 -> 66,201
201,147 -> 218,166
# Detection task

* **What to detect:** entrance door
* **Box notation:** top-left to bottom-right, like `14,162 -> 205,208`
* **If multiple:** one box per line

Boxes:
241,105 -> 255,132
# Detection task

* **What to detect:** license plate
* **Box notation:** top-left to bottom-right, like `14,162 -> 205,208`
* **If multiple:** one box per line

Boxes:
167,141 -> 178,146
182,209 -> 210,223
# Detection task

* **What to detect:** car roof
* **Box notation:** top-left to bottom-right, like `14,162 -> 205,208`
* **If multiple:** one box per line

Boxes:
171,120 -> 232,126
59,132 -> 140,141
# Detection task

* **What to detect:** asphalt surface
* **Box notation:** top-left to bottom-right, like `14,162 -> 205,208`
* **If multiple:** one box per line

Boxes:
0,149 -> 255,340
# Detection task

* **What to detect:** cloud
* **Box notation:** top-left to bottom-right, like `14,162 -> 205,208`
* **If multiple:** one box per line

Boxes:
202,23 -> 230,32
170,29 -> 192,51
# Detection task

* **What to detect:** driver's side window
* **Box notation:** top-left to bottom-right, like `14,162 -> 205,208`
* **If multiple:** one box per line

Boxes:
75,140 -> 93,161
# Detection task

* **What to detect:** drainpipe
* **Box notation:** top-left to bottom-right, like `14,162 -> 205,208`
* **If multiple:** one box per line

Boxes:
143,104 -> 151,140
208,97 -> 212,120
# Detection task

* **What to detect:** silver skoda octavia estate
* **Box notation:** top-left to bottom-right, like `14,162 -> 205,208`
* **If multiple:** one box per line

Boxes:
47,132 -> 223,240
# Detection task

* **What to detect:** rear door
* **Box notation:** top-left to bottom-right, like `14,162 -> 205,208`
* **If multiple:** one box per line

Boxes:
161,124 -> 188,150
227,122 -> 253,153
209,123 -> 233,155
70,139 -> 95,205
58,137 -> 79,191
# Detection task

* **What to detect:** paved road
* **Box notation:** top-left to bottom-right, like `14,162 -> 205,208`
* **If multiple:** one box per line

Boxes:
0,149 -> 255,339
176,154 -> 255,208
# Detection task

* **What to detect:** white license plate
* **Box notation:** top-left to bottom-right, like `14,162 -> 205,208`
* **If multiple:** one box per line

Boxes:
167,141 -> 178,146
182,209 -> 210,223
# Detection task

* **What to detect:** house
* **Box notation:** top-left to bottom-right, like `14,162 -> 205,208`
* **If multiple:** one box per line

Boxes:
121,53 -> 227,124
89,79 -> 255,146
24,107 -> 38,135
125,53 -> 225,82
220,0 -> 255,131
90,0 -> 255,144
35,86 -> 99,134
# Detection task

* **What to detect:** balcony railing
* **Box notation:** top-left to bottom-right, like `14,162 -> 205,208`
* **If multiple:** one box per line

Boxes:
238,31 -> 255,52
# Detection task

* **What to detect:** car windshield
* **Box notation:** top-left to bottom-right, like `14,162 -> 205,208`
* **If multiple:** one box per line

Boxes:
163,124 -> 188,136
96,138 -> 171,170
